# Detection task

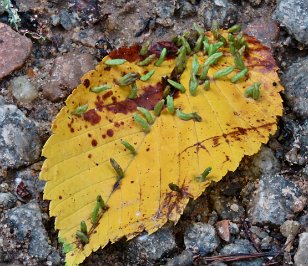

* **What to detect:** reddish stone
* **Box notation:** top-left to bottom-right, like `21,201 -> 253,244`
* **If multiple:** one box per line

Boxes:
0,23 -> 32,79
245,17 -> 279,48
216,220 -> 231,242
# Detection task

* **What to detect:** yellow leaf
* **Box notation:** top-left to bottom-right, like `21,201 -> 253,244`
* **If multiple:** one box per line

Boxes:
40,30 -> 283,265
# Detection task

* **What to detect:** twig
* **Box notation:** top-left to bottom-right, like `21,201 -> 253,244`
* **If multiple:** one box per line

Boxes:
241,217 -> 262,253
201,252 -> 278,263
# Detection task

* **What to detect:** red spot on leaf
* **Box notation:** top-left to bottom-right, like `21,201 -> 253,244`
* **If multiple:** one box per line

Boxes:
84,109 -> 101,125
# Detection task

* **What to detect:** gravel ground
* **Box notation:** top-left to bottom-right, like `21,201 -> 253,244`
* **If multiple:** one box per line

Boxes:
0,0 -> 307,265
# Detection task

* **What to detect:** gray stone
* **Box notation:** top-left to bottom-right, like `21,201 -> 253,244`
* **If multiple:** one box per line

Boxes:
0,23 -> 32,79
201,0 -> 237,29
273,0 -> 308,45
211,195 -> 245,222
179,0 -> 197,18
10,76 -> 38,104
288,121 -> 308,167
280,220 -> 300,237
51,14 -> 60,26
155,1 -> 175,19
248,174 -> 302,225
184,223 -> 219,255
15,167 -> 46,199
0,192 -> 17,209
294,233 -> 308,266
166,250 -> 193,266
282,56 -> 308,118
246,146 -> 281,177
59,10 -> 74,30
43,53 -> 96,102
299,213 -> 308,231
125,227 -> 177,264
0,104 -> 42,168
220,239 -> 263,266
6,201 -> 58,260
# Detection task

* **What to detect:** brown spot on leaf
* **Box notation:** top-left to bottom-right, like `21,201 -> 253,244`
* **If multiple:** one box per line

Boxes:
83,79 -> 90,88
107,129 -> 114,137
103,83 -> 164,114
91,139 -> 98,147
83,109 -> 101,125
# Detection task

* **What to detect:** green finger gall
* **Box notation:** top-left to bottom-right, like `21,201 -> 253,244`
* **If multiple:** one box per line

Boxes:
228,24 -> 241,33
91,84 -> 112,93
104,59 -> 127,66
204,80 -> 210,91
76,231 -> 89,244
167,79 -> 186,93
166,95 -> 174,114
116,72 -> 140,86
133,113 -> 151,133
195,166 -> 212,182
200,65 -> 210,80
189,74 -> 199,96
137,106 -> 154,124
110,158 -> 124,179
80,221 -> 87,235
128,82 -> 138,99
137,54 -> 156,66
213,66 -> 234,79
139,40 -> 150,56
140,70 -> 155,81
231,68 -> 248,83
155,48 -> 167,66
154,99 -> 165,116
73,104 -> 88,116
121,140 -> 137,155
204,52 -> 223,67
176,109 -> 202,122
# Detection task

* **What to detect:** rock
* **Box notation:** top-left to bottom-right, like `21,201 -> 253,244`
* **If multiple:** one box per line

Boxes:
285,120 -> 308,167
0,104 -> 42,168
245,146 -> 281,178
248,174 -> 302,225
0,192 -> 17,209
299,213 -> 308,230
184,223 -> 219,255
166,250 -> 193,266
220,239 -> 263,266
248,0 -> 262,6
211,195 -> 245,222
72,27 -> 104,48
71,0 -> 100,24
59,10 -> 75,30
0,23 -> 32,79
43,53 -> 96,102
273,0 -> 308,45
6,201 -> 59,260
200,0 -> 238,29
294,233 -> 308,266
216,220 -> 230,242
280,220 -> 300,237
179,0 -> 197,18
51,14 -> 60,26
155,1 -> 175,19
282,56 -> 308,118
15,166 -> 45,199
245,16 -> 279,48
15,0 -> 40,12
125,227 -> 177,264
10,76 -> 38,104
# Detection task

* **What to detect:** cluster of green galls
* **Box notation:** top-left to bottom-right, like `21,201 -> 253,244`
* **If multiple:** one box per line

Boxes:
74,23 -> 262,245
